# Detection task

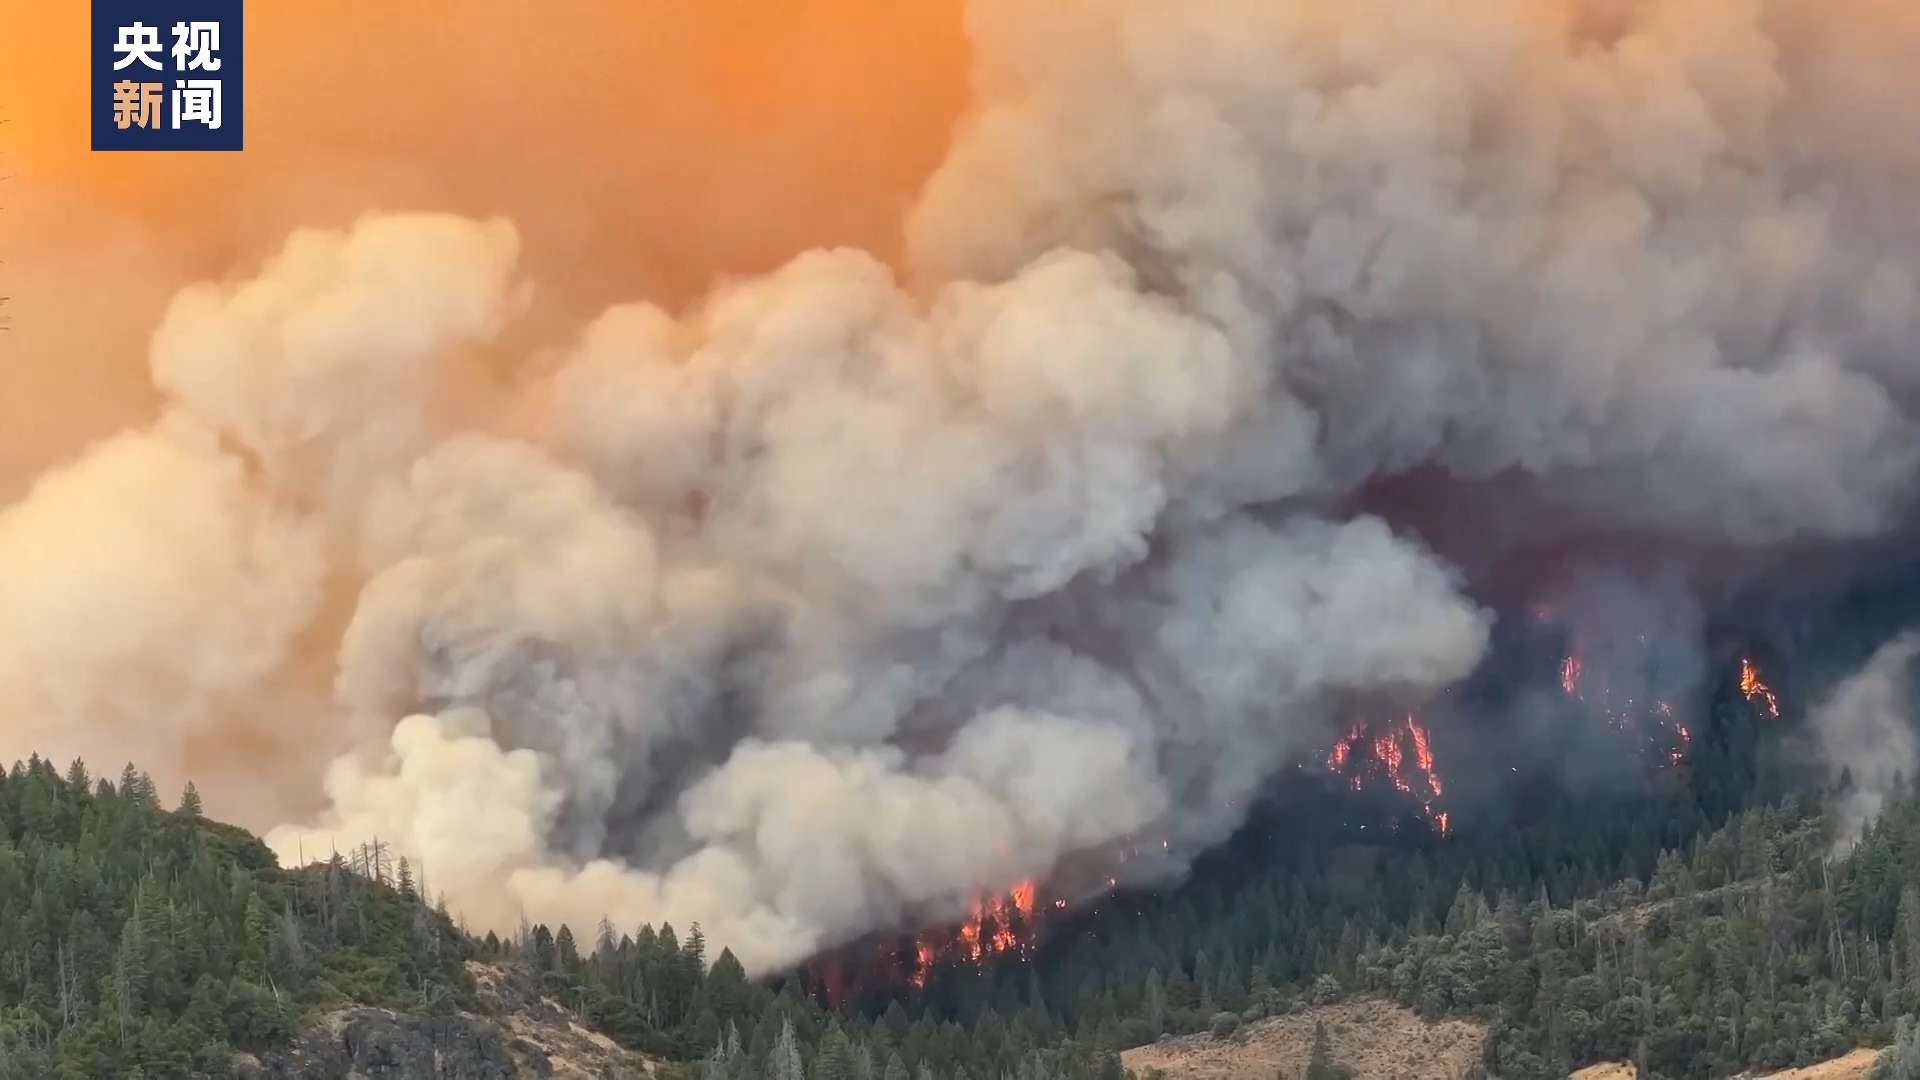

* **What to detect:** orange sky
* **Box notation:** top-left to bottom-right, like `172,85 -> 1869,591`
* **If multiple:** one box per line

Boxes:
0,0 -> 971,495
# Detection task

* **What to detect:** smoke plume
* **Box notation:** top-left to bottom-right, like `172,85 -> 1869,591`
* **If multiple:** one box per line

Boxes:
10,0 -> 1920,974
1815,633 -> 1920,851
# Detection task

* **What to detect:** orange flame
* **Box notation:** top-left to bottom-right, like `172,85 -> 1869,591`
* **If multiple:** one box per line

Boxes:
1556,638 -> 1690,764
1740,657 -> 1779,718
1326,714 -> 1449,833
908,878 -> 1046,987
1668,723 -> 1691,766
908,941 -> 937,988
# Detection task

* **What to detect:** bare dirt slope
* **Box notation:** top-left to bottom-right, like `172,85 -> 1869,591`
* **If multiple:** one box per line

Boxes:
1120,999 -> 1485,1080
1571,1047 -> 1881,1080
1750,1048 -> 1883,1080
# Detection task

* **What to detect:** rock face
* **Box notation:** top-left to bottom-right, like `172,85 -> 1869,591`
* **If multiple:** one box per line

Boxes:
232,964 -> 655,1080
236,1008 -> 527,1080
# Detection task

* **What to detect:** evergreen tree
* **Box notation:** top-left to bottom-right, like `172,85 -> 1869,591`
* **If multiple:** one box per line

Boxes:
396,857 -> 416,903
771,1016 -> 806,1080
1305,1022 -> 1349,1080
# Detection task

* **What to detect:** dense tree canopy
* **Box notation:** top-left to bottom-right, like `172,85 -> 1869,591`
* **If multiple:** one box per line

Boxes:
0,756 -> 472,1079
7,648 -> 1918,1080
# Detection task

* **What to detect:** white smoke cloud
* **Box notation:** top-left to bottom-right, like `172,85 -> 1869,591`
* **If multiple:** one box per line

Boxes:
269,705 -> 1173,973
1815,633 -> 1920,852
9,0 -> 1920,976
0,414 -> 329,817
150,213 -> 525,517
244,203 -> 1493,972
916,0 -> 1920,542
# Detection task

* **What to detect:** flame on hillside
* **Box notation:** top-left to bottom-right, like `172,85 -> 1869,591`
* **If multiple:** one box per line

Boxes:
1327,714 -> 1450,834
802,834 -> 1177,1007
1740,656 -> 1779,718
800,878 -> 1050,1007
909,878 -> 1041,988
1552,630 -> 1691,766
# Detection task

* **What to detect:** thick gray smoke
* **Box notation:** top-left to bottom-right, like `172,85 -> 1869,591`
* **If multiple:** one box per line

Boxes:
1816,634 -> 1920,852
8,0 -> 1920,975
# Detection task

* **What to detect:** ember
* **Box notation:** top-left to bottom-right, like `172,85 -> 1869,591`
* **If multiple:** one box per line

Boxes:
1326,714 -> 1449,834
1554,635 -> 1693,765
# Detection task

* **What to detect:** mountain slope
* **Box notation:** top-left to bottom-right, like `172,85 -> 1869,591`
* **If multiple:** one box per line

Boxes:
1120,998 -> 1485,1080
0,754 -> 656,1079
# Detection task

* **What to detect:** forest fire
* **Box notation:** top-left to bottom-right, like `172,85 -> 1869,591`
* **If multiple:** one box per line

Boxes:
1553,636 -> 1692,766
1741,657 -> 1780,718
799,877 -> 1063,1008
908,879 -> 1042,988
1556,638 -> 1635,727
1326,714 -> 1450,834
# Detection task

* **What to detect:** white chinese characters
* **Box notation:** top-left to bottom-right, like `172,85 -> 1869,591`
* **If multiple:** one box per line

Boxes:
170,21 -> 222,71
100,12 -> 238,147
172,80 -> 222,130
111,23 -> 164,70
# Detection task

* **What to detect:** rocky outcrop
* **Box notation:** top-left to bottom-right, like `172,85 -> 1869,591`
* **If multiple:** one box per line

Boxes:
232,964 -> 655,1080
235,1008 -> 525,1079
468,962 -> 657,1080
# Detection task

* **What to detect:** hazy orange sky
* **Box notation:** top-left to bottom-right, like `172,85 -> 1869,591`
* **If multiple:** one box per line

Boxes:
0,0 -> 971,497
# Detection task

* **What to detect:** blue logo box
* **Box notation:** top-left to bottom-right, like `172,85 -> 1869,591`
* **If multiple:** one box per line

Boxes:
91,0 -> 244,151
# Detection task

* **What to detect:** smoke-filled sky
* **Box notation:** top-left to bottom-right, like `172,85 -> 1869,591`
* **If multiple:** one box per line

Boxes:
0,0 -> 970,497
8,0 -> 1920,975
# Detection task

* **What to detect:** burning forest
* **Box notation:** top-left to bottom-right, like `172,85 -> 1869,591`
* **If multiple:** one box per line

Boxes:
792,624 -> 1806,1004
11,0 -> 1920,990
794,878 -> 1066,1009
1742,657 -> 1781,719
1326,714 -> 1451,835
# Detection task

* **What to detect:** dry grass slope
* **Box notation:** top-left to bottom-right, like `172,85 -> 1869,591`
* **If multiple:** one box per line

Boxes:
1569,1047 -> 1881,1080
1747,1048 -> 1883,1080
1120,999 -> 1485,1080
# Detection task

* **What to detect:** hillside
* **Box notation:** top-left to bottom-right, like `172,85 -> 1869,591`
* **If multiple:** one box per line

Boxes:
0,751 -> 1120,1080
1746,1048 -> 1884,1080
1120,999 -> 1485,1080
229,962 -> 656,1079
0,755 -> 661,1080
9,691 -> 1920,1080
1569,1047 -> 1882,1080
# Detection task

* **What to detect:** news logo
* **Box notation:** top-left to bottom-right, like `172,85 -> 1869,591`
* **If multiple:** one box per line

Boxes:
92,0 -> 244,151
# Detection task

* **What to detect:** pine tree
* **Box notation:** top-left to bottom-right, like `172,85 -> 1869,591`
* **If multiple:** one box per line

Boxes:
396,858 -> 416,903
1305,1021 -> 1349,1080
1880,1017 -> 1920,1080
815,1024 -> 856,1080
702,1019 -> 741,1080
176,783 -> 202,818
883,1051 -> 910,1080
770,1016 -> 806,1080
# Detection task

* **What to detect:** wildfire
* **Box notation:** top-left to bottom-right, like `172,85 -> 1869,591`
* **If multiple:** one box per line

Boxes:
1560,652 -> 1583,696
907,879 -> 1043,989
1557,640 -> 1627,727
1554,636 -> 1691,766
1668,723 -> 1691,766
1326,714 -> 1449,834
1740,656 -> 1779,718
